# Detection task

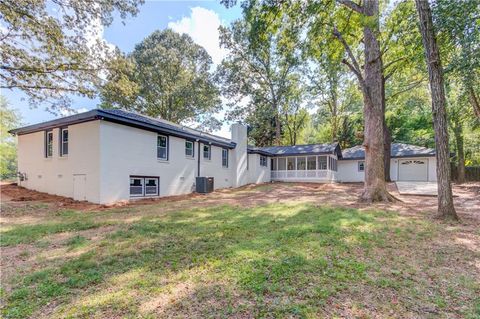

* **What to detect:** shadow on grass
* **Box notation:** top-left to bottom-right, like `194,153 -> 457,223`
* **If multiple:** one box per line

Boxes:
2,203 -> 477,318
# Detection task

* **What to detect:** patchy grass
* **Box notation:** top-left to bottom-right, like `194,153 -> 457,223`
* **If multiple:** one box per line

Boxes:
1,196 -> 479,318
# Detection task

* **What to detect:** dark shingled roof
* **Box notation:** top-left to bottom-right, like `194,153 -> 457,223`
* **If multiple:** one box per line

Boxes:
341,143 -> 435,160
248,143 -> 342,157
9,109 -> 236,148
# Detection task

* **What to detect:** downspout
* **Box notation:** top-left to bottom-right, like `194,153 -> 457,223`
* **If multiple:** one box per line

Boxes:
197,140 -> 201,177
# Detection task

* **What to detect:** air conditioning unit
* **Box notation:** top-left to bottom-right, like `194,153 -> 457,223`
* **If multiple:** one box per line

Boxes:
196,177 -> 214,193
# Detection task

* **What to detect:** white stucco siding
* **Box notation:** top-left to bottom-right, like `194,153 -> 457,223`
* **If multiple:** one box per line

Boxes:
98,121 -> 235,204
338,157 -> 437,182
16,121 -> 101,202
247,153 -> 271,184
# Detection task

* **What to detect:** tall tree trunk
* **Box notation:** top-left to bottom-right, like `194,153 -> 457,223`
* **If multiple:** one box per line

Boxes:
453,123 -> 466,184
361,0 -> 393,202
382,76 -> 391,182
274,112 -> 281,145
415,0 -> 458,220
468,86 -> 480,119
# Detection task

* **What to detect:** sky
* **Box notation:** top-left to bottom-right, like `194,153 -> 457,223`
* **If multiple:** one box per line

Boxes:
2,1 -> 243,138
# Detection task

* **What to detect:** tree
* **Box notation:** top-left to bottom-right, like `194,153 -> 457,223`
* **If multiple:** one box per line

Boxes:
216,4 -> 304,145
100,30 -> 222,131
415,0 -> 458,220
0,0 -> 143,112
0,97 -> 21,180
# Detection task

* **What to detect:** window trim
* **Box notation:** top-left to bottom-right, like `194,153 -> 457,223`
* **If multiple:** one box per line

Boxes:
45,129 -> 53,158
203,144 -> 211,160
222,148 -> 228,168
185,140 -> 194,158
157,135 -> 169,161
59,127 -> 68,157
358,161 -> 365,172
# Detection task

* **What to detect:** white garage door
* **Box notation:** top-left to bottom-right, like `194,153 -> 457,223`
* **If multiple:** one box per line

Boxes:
398,159 -> 428,181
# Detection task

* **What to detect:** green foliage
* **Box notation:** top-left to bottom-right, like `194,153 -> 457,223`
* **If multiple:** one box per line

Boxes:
100,29 -> 222,131
0,0 -> 143,111
0,97 -> 21,180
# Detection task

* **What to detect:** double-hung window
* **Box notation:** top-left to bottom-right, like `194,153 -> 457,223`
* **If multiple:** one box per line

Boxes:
60,128 -> 68,156
260,155 -> 267,167
222,148 -> 228,168
203,144 -> 211,160
45,130 -> 53,157
157,135 -> 168,160
185,140 -> 194,158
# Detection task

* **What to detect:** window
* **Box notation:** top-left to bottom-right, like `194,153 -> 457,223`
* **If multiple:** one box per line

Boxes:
318,156 -> 327,170
287,158 -> 295,170
297,157 -> 306,170
60,128 -> 68,156
278,158 -> 286,170
260,155 -> 267,167
222,148 -> 228,167
45,130 -> 53,157
203,144 -> 211,159
130,176 -> 159,197
307,156 -> 316,170
358,161 -> 365,172
185,140 -> 194,157
157,135 -> 168,160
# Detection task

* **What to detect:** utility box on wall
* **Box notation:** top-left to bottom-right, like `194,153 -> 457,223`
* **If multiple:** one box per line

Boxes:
196,177 -> 214,193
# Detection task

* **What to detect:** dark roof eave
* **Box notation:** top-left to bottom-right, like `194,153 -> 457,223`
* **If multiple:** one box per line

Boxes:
340,153 -> 436,160
9,109 -> 236,149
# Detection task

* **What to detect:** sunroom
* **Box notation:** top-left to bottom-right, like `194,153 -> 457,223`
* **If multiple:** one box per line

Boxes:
270,155 -> 338,182
248,143 -> 342,183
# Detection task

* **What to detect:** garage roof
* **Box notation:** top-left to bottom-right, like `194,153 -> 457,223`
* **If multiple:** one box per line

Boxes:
341,143 -> 436,160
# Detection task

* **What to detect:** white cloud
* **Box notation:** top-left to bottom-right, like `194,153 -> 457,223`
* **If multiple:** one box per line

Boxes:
168,7 -> 227,65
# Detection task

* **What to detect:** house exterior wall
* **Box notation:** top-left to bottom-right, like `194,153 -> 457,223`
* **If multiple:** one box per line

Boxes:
16,121 -> 101,203
98,121 -> 236,204
337,157 -> 437,182
247,153 -> 271,184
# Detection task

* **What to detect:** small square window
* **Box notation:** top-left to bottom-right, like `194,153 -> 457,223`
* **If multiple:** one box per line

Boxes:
358,161 -> 365,172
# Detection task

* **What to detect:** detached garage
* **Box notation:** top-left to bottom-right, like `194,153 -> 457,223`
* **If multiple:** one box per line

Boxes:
338,143 -> 437,182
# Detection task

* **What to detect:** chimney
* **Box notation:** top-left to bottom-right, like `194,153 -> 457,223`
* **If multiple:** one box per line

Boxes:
231,123 -> 248,187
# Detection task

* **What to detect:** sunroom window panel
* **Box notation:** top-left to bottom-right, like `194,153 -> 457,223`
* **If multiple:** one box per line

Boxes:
297,157 -> 306,170
318,156 -> 327,170
307,156 -> 316,170
271,158 -> 277,170
287,158 -> 295,170
278,158 -> 286,170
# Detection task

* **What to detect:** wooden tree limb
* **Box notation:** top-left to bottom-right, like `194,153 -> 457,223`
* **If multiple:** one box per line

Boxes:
336,0 -> 364,14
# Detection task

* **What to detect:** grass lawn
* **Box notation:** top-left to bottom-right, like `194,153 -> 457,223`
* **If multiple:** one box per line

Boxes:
1,184 -> 479,318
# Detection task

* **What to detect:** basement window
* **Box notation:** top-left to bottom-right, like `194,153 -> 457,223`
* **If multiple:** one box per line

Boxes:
130,176 -> 159,197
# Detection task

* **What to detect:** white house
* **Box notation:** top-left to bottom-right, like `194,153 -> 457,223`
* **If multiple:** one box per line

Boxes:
10,109 -> 437,204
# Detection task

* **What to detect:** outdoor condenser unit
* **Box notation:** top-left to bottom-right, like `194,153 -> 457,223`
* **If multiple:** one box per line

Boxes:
196,177 -> 214,193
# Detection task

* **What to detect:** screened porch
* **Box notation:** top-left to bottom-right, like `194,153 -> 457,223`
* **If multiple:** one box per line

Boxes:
270,155 -> 338,182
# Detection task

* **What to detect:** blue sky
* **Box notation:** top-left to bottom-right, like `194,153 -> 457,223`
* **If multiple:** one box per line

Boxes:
3,1 -> 242,137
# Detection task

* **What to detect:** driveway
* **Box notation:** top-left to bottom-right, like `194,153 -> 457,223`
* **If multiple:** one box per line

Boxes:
395,181 -> 438,196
